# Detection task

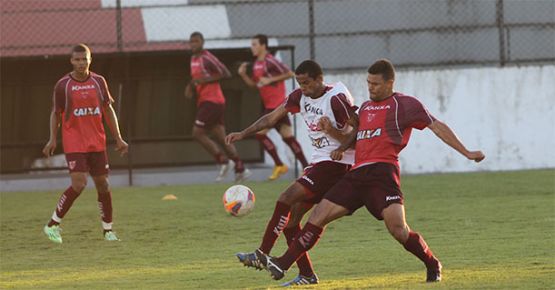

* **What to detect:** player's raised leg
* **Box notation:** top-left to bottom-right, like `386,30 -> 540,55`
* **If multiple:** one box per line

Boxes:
255,129 -> 287,180
211,124 -> 250,182
44,171 -> 87,244
382,204 -> 442,282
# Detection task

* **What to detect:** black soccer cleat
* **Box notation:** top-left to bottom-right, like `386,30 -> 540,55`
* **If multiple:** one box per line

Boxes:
236,249 -> 265,270
280,273 -> 319,286
426,261 -> 442,282
260,255 -> 286,280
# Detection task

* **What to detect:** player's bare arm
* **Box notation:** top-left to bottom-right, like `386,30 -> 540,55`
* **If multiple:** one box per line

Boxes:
226,104 -> 288,144
428,120 -> 485,162
103,103 -> 129,156
238,62 -> 257,88
42,109 -> 62,157
184,83 -> 194,99
258,71 -> 294,86
330,114 -> 359,161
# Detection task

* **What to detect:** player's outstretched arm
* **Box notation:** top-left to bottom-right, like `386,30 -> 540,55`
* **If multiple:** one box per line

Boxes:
42,109 -> 62,157
428,120 -> 485,162
258,71 -> 294,87
103,104 -> 129,156
225,104 -> 288,144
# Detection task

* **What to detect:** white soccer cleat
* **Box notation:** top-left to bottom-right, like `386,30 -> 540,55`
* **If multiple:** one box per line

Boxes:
235,168 -> 252,183
216,160 -> 234,182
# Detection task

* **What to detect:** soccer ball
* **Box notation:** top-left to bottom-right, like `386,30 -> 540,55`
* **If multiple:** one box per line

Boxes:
222,185 -> 255,217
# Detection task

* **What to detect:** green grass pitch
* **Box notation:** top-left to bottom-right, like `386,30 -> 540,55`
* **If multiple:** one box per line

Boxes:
1,169 -> 554,289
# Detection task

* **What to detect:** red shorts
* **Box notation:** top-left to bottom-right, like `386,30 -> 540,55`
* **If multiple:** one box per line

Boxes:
324,162 -> 403,220
296,161 -> 351,204
262,108 -> 291,130
65,151 -> 109,176
195,101 -> 225,129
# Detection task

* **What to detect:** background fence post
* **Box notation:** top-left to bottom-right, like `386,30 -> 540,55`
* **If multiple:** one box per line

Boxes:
496,0 -> 506,67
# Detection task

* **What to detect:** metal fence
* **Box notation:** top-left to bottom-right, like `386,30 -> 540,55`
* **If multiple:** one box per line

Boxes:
1,0 -> 554,68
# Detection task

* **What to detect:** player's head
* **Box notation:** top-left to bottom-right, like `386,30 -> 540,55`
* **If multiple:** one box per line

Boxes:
367,59 -> 395,101
295,60 -> 324,97
189,31 -> 204,54
70,44 -> 92,74
250,34 -> 268,57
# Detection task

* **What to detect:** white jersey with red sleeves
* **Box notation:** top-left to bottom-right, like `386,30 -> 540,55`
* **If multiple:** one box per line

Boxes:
53,72 -> 114,153
284,82 -> 356,165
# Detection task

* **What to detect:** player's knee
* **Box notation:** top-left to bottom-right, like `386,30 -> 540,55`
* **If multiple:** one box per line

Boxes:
192,127 -> 204,140
71,179 -> 87,193
96,179 -> 110,193
278,186 -> 304,205
388,224 -> 409,243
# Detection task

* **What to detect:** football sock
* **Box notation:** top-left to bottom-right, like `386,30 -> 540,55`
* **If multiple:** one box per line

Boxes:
255,134 -> 283,166
259,201 -> 291,254
403,231 -> 440,269
283,223 -> 315,277
276,222 -> 323,271
47,186 -> 82,227
97,191 -> 113,226
231,157 -> 244,173
214,152 -> 227,164
283,137 -> 308,168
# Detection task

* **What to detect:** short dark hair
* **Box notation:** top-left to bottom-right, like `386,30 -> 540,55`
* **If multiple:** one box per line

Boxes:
190,31 -> 204,41
295,60 -> 323,79
253,34 -> 268,47
367,59 -> 395,81
71,43 -> 91,55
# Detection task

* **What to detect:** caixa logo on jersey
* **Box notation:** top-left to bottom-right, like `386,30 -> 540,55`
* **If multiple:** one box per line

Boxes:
357,128 -> 382,140
73,107 -> 101,117
71,84 -> 95,91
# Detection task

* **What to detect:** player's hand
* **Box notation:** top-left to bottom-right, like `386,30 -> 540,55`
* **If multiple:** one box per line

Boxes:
42,140 -> 56,157
238,62 -> 248,75
225,132 -> 244,145
466,150 -> 485,163
330,149 -> 344,161
317,116 -> 333,133
185,84 -> 194,99
115,139 -> 129,156
258,77 -> 272,87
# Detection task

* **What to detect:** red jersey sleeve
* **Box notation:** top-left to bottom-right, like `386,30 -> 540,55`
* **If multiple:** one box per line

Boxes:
399,95 -> 436,130
202,52 -> 229,77
94,75 -> 115,106
284,89 -> 303,113
331,93 -> 358,129
266,55 -> 289,76
53,78 -> 68,113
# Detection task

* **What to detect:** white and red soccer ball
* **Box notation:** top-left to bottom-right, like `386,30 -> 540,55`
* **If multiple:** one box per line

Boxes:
222,185 -> 255,217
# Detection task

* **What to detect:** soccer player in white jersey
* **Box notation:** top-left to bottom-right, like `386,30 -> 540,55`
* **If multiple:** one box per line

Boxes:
226,60 -> 357,286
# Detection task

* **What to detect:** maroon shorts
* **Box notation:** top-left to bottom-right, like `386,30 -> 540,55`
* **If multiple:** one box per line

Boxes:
324,162 -> 403,220
195,101 -> 225,129
263,108 -> 291,130
296,161 -> 351,204
65,151 -> 109,176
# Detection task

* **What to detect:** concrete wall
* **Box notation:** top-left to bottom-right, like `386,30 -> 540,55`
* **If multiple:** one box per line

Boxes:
268,65 -> 555,174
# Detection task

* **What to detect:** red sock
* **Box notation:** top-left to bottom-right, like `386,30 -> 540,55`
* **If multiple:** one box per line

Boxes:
255,134 -> 283,166
403,231 -> 440,269
47,186 -> 81,226
283,137 -> 308,168
283,223 -> 315,277
230,157 -> 244,173
214,152 -> 227,164
258,201 -> 291,254
276,222 -> 323,271
97,191 -> 113,229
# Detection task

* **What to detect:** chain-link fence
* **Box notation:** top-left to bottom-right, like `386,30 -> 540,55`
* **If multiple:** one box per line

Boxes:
1,0 -> 554,68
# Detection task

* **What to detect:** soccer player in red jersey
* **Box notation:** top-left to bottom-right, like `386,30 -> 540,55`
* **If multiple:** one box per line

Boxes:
185,32 -> 250,182
42,44 -> 129,243
259,59 -> 486,283
227,60 -> 357,286
238,34 -> 308,180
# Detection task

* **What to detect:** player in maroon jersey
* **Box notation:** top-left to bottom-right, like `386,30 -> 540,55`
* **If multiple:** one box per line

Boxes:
238,34 -> 308,180
42,44 -> 128,243
259,59 -> 485,283
185,32 -> 250,182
